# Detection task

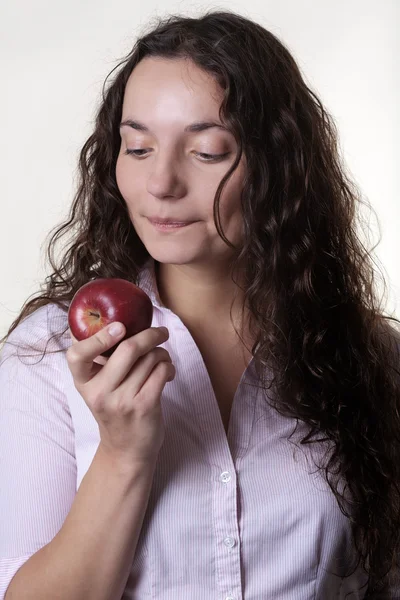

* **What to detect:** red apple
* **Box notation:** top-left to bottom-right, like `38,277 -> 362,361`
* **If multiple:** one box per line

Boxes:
68,278 -> 153,357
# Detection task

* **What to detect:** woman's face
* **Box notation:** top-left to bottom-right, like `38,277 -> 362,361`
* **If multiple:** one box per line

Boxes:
116,56 -> 247,268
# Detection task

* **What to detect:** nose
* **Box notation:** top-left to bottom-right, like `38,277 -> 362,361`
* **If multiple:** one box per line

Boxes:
146,154 -> 187,199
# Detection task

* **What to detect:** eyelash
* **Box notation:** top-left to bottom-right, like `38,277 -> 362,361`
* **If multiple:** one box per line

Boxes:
124,149 -> 230,162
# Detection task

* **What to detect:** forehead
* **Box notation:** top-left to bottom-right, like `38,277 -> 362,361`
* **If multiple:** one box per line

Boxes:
121,57 -> 224,124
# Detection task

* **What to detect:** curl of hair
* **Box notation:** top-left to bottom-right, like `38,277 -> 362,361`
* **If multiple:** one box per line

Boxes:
2,10 -> 399,596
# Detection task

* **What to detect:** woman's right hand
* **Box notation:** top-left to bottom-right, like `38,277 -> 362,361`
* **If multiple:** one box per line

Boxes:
66,322 -> 175,468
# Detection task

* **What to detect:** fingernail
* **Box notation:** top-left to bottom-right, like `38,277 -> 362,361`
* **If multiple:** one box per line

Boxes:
109,323 -> 124,336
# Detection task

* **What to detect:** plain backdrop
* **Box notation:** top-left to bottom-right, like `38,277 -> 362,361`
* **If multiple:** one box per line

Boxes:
0,0 -> 399,341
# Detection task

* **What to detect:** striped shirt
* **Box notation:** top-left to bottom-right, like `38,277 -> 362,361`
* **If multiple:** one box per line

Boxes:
0,257 -> 393,599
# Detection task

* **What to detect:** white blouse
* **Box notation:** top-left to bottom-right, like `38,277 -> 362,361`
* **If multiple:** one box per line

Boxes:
1,257 -> 392,599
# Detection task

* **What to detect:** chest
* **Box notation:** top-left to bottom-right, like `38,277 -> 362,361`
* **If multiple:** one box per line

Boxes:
194,337 -> 252,434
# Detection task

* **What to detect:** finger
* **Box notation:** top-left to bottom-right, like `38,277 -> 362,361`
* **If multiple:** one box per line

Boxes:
93,327 -> 170,394
116,347 -> 172,399
93,355 -> 109,366
69,328 -> 109,366
135,360 -> 175,406
66,322 -> 127,387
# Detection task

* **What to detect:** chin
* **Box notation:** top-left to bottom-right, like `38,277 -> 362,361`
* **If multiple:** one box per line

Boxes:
133,219 -> 212,265
145,248 -> 196,266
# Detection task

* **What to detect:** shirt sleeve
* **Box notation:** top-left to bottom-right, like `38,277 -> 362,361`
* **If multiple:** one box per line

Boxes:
0,305 -> 77,599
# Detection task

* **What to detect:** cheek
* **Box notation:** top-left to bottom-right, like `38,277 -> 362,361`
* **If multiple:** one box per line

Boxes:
220,169 -> 245,219
115,157 -> 139,203
115,159 -> 128,197
115,161 -> 138,223
216,167 -> 246,243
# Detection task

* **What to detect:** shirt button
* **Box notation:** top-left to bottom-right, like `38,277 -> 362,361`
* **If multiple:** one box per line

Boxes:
223,536 -> 236,548
219,471 -> 231,483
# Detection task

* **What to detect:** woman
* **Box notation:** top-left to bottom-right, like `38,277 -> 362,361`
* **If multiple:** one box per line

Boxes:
1,9 -> 399,599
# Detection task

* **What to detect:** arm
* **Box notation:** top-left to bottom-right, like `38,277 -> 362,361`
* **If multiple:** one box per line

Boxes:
5,447 -> 156,600
0,306 -> 155,600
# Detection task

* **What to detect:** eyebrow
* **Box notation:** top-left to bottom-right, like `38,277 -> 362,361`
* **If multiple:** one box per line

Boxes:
119,118 -> 230,134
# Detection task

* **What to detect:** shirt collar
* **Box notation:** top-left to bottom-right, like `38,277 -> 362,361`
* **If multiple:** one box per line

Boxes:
137,256 -> 261,378
137,256 -> 164,309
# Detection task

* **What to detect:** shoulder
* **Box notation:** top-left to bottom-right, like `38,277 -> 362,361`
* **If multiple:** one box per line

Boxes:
1,302 -> 70,362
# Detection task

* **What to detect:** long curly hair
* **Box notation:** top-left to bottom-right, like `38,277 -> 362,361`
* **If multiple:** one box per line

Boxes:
1,9 -> 399,597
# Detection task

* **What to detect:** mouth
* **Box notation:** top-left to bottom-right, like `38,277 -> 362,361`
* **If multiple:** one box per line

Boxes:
147,218 -> 196,231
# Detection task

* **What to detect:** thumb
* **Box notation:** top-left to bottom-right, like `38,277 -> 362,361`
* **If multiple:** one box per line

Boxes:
69,329 -> 108,366
66,322 -> 125,386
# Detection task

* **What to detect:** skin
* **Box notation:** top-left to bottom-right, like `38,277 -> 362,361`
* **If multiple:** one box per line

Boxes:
115,56 -> 250,343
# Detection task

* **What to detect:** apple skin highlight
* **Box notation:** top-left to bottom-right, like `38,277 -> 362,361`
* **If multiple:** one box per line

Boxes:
68,278 -> 153,357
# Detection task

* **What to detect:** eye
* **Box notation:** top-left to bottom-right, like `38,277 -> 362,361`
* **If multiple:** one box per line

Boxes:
124,149 -> 149,157
124,149 -> 230,162
194,152 -> 231,162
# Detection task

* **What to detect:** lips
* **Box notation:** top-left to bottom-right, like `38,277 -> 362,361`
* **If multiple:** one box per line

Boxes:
147,218 -> 196,231
148,217 -> 194,225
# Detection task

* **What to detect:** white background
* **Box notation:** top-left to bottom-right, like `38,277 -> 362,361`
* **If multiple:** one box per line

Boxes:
0,0 -> 398,339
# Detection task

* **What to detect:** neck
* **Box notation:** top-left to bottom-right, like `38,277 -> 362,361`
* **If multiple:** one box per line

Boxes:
155,260 -> 248,334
